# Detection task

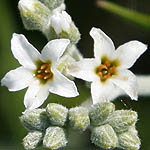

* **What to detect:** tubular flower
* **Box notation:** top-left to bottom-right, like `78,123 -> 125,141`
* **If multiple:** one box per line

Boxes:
1,33 -> 79,110
68,27 -> 147,103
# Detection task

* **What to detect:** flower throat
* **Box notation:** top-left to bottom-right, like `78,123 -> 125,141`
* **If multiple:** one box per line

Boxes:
35,61 -> 53,84
96,56 -> 119,82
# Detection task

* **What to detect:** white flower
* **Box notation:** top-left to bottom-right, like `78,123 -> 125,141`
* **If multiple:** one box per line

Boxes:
51,11 -> 72,34
68,27 -> 147,104
1,33 -> 79,110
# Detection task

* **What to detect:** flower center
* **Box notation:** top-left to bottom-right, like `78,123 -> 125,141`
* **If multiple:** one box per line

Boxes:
96,56 -> 118,82
35,62 -> 53,84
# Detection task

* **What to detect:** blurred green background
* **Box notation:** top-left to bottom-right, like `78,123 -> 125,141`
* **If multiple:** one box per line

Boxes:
0,0 -> 150,149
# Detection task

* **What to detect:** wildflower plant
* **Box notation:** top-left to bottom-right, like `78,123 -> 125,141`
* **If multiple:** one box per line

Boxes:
0,0 -> 149,149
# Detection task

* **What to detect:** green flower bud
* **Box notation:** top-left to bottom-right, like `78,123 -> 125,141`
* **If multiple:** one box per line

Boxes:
91,124 -> 118,149
38,0 -> 64,10
108,110 -> 138,133
89,102 -> 115,126
20,109 -> 49,131
118,130 -> 141,150
57,45 -> 83,79
69,107 -> 90,131
45,11 -> 81,44
43,126 -> 68,149
46,103 -> 68,126
23,131 -> 43,150
18,0 -> 51,31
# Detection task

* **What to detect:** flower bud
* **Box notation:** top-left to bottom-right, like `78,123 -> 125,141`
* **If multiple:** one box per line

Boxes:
89,102 -> 115,126
69,107 -> 90,131
65,45 -> 83,61
23,131 -> 43,150
18,0 -> 51,31
43,126 -> 68,149
108,110 -> 138,133
57,45 -> 83,79
20,109 -> 49,131
91,124 -> 118,149
46,103 -> 68,126
118,130 -> 141,150
46,11 -> 80,44
38,0 -> 64,10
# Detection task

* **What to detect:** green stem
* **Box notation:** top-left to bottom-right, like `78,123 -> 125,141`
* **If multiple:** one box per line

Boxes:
97,0 -> 150,29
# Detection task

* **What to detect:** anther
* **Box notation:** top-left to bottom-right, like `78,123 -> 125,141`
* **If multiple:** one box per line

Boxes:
108,66 -> 116,74
105,60 -> 111,68
98,64 -> 107,72
44,74 -> 52,80
98,72 -> 103,78
37,70 -> 43,73
40,64 -> 48,70
45,68 -> 50,73
37,74 -> 44,79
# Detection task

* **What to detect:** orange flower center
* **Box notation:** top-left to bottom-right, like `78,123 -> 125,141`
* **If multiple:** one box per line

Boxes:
95,56 -> 119,82
35,61 -> 53,84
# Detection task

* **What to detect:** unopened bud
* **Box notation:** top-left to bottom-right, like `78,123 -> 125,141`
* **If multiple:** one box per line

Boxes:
46,103 -> 68,126
65,45 -> 83,61
23,131 -> 43,150
89,102 -> 115,126
18,0 -> 51,31
108,110 -> 138,133
38,0 -> 64,10
69,107 -> 90,131
46,11 -> 80,44
43,126 -> 68,149
91,124 -> 118,149
20,109 -> 49,131
57,45 -> 83,79
118,130 -> 141,150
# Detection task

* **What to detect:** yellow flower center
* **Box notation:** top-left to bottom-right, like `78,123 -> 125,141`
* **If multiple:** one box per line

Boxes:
95,56 -> 119,82
35,61 -> 53,84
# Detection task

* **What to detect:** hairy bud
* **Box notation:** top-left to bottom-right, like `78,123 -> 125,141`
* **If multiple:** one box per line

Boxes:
69,107 -> 90,131
118,129 -> 141,150
45,11 -> 80,44
91,124 -> 118,149
38,0 -> 64,10
43,126 -> 68,149
20,109 -> 49,131
18,0 -> 51,31
108,110 -> 138,133
23,131 -> 43,150
46,103 -> 68,126
89,102 -> 115,126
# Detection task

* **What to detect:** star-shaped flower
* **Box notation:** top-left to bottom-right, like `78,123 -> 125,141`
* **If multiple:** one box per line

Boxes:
1,33 -> 79,110
68,27 -> 147,103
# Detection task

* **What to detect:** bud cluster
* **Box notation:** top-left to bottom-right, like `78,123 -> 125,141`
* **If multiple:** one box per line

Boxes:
90,102 -> 140,150
20,102 -> 140,150
18,0 -> 80,44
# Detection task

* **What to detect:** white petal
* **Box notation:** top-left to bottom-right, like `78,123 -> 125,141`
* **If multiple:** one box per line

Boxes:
1,67 -> 34,91
11,33 -> 41,69
51,12 -> 62,34
91,79 -> 120,104
110,70 -> 138,100
68,58 -> 98,82
62,11 -> 72,24
24,80 -> 49,110
114,40 -> 147,69
41,39 -> 70,66
90,27 -> 115,59
48,69 -> 79,97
